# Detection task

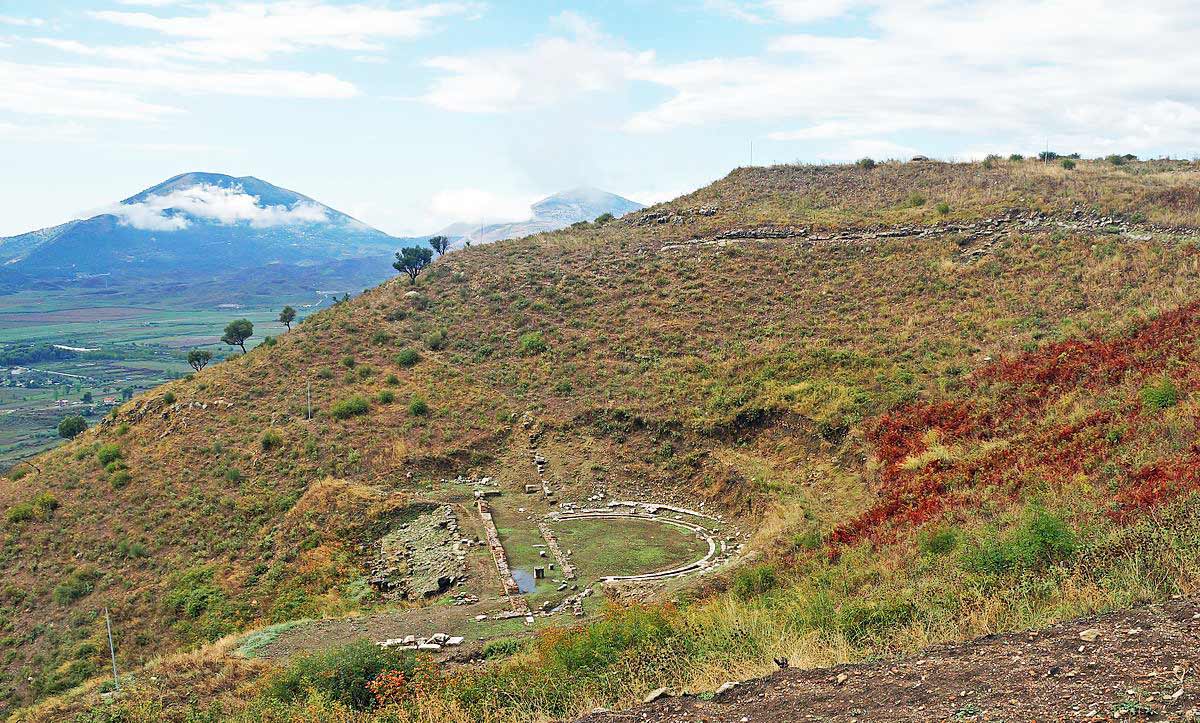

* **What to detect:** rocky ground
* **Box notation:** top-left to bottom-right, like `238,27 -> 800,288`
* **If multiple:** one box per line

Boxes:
579,599 -> 1200,722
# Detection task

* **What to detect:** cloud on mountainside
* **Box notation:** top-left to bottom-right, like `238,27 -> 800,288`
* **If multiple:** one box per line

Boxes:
103,184 -> 329,232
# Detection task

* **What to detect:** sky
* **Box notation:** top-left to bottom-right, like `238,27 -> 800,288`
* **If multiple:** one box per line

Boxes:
2,0 -> 1200,237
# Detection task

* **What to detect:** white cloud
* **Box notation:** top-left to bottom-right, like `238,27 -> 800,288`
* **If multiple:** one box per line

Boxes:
0,16 -> 44,27
421,11 -> 654,113
704,0 -> 864,23
427,188 -> 538,226
114,0 -> 183,6
32,37 -> 196,65
624,0 -> 1200,157
0,60 -> 357,120
0,121 -> 92,143
104,184 -> 330,231
762,0 -> 864,23
91,1 -> 476,62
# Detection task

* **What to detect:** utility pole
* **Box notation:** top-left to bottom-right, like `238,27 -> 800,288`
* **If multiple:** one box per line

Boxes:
104,607 -> 119,691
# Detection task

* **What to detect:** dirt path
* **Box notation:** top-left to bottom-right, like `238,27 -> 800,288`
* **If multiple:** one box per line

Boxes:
578,599 -> 1200,722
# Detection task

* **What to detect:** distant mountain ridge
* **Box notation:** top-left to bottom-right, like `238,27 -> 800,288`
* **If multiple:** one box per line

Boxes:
445,187 -> 643,248
0,172 -> 401,305
0,176 -> 645,306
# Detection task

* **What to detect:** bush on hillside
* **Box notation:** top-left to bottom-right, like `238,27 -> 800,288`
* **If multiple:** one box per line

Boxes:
732,563 -> 778,599
396,348 -> 420,367
518,331 -> 547,355
962,505 -> 1077,574
1061,158 -> 1076,170
481,638 -> 522,659
906,192 -> 926,207
424,329 -> 447,351
376,390 -> 395,404
918,526 -> 959,555
109,470 -> 132,489
936,202 -> 951,215
408,397 -> 429,416
856,157 -> 876,170
535,605 -> 676,673
96,443 -> 122,466
331,396 -> 370,420
1140,378 -> 1179,411
53,567 -> 100,605
57,415 -> 87,439
261,429 -> 283,451
267,639 -> 414,711
1009,153 -> 1024,161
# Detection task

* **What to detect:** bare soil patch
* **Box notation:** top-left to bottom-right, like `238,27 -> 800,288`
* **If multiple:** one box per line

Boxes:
579,599 -> 1200,722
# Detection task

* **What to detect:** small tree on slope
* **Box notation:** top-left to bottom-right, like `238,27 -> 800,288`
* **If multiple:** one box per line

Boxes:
393,246 -> 433,284
221,319 -> 254,354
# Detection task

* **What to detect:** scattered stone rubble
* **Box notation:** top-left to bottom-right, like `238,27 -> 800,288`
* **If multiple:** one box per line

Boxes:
378,632 -> 466,651
659,208 -> 1185,264
368,505 -> 469,601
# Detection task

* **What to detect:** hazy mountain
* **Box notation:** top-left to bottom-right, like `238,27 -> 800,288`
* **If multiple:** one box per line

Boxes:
0,172 -> 401,303
445,187 -> 643,248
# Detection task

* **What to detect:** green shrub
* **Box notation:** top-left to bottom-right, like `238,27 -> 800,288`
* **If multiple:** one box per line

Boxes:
1008,153 -> 1024,161
109,470 -> 132,489
331,396 -> 370,420
53,567 -> 100,605
164,566 -> 243,643
424,329 -> 447,350
1061,158 -> 1076,170
57,415 -> 87,440
594,212 -> 615,225
936,202 -> 950,215
962,505 -> 1077,574
792,529 -> 822,551
856,157 -> 876,170
163,392 -> 176,405
376,390 -> 395,404
518,331 -> 547,355
31,491 -> 58,517
267,639 -> 414,710
918,526 -> 958,555
1141,378 -> 1179,411
316,368 -> 334,380
5,503 -> 34,524
261,429 -> 284,451
371,330 -> 391,345
981,154 -> 1001,169
396,348 -> 420,368
385,374 -> 400,385
540,605 -> 676,673
96,444 -> 122,466
341,356 -> 356,368
732,564 -> 778,599
482,638 -> 522,659
408,397 -> 429,416
906,192 -> 926,207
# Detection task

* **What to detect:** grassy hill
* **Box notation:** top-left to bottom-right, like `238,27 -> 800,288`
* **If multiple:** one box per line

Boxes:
5,157 -> 1200,721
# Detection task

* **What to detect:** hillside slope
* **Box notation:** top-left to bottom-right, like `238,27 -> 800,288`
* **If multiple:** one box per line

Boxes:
5,159 -> 1200,720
